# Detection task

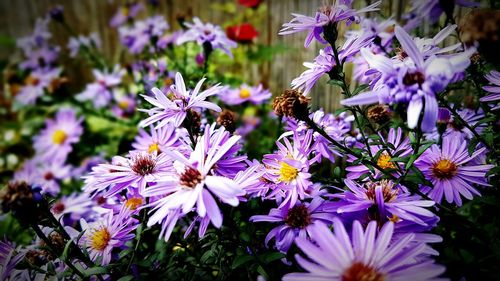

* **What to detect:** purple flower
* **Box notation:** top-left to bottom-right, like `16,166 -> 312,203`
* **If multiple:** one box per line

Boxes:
250,198 -> 336,253
176,17 -> 237,57
80,208 -> 137,265
118,15 -> 169,54
480,70 -> 500,110
415,136 -> 494,206
0,239 -> 25,280
263,131 -> 316,208
67,32 -> 101,57
139,72 -> 222,128
292,32 -> 373,95
76,65 -> 125,108
328,179 -> 437,227
111,94 -> 137,118
132,124 -> 189,155
33,108 -> 83,162
32,159 -> 72,196
279,1 -> 381,48
283,219 -> 446,281
426,107 -> 486,141
110,2 -> 144,27
346,127 -> 412,179
142,127 -> 245,241
51,192 -> 95,223
219,84 -> 271,105
341,26 -> 474,132
16,67 -> 62,105
83,151 -> 173,197
404,0 -> 479,30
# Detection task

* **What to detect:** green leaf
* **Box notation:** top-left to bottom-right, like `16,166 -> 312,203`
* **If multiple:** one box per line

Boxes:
232,255 -> 254,269
83,267 -> 108,277
117,275 -> 135,281
352,84 -> 370,96
256,265 -> 269,280
261,252 -> 284,263
328,79 -> 344,88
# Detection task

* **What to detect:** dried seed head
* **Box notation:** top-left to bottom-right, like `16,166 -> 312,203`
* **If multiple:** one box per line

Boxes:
367,105 -> 391,125
0,181 -> 42,224
272,89 -> 310,120
131,154 -> 156,176
217,110 -> 237,134
459,9 -> 500,64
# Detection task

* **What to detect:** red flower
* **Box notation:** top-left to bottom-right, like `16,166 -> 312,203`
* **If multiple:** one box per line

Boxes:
238,0 -> 262,9
226,23 -> 259,43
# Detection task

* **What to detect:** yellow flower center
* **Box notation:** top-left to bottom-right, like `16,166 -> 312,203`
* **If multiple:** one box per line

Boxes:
388,214 -> 400,223
121,7 -> 129,16
125,197 -> 143,210
52,130 -> 67,145
118,100 -> 129,110
91,228 -> 111,251
148,142 -> 161,154
239,88 -> 251,99
25,75 -> 40,86
376,152 -> 395,170
342,262 -> 385,281
432,159 -> 457,180
278,162 -> 298,182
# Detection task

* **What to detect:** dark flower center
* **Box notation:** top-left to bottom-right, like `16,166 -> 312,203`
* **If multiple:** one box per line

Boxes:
365,180 -> 398,203
449,120 -> 464,131
403,71 -> 425,86
432,159 -> 458,180
131,154 -> 156,176
284,205 -> 311,229
179,167 -> 203,188
52,202 -> 65,214
44,172 -> 54,181
342,262 -> 385,281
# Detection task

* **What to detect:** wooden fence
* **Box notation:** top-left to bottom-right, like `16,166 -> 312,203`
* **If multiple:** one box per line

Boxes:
0,0 -> 471,111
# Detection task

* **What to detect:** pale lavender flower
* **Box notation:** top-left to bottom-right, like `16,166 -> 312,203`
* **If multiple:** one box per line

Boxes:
263,131 -> 316,208
346,127 -> 412,179
426,107 -> 486,141
32,159 -> 71,196
480,70 -> 500,110
19,46 -> 60,70
283,219 -> 446,281
33,108 -> 83,162
110,2 -> 144,27
118,15 -> 169,54
76,65 -> 125,108
219,84 -> 271,105
279,1 -> 381,48
292,32 -> 374,95
16,67 -> 62,105
143,127 -> 245,241
51,192 -> 95,224
341,26 -> 474,132
83,151 -> 173,197
80,208 -> 137,265
111,94 -> 137,118
176,17 -> 237,57
415,136 -> 494,206
139,72 -> 222,128
250,198 -> 336,253
0,239 -> 25,280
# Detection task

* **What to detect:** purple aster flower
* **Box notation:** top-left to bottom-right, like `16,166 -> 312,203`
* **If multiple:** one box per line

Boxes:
157,30 -> 183,49
279,1 -> 381,48
404,0 -> 479,30
250,198 -> 336,253
480,70 -> 500,110
142,127 -> 245,241
76,65 -> 125,108
176,17 -> 237,57
346,127 -> 412,179
17,17 -> 51,54
79,208 -> 137,265
83,151 -> 173,197
219,84 -> 271,105
426,107 -> 485,141
233,160 -> 266,199
0,239 -> 25,280
415,136 -> 494,206
292,32 -> 374,95
110,2 -> 144,27
139,72 -> 222,128
32,159 -> 71,196
111,94 -> 137,118
263,131 -> 316,208
283,219 -> 446,281
16,67 -> 62,105
72,154 -> 106,178
51,192 -> 95,224
327,179 -> 437,227
33,108 -> 83,162
132,124 -> 189,155
118,15 -> 169,54
67,32 -> 101,57
341,26 -> 474,132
